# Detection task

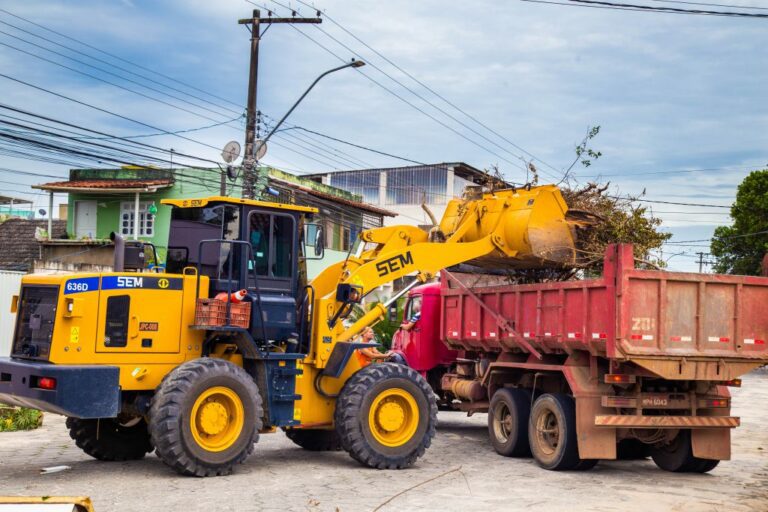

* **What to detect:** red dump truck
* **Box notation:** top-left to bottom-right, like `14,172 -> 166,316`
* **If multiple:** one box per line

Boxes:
391,244 -> 768,472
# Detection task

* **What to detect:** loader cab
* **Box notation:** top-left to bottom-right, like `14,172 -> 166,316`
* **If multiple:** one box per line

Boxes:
162,197 -> 319,347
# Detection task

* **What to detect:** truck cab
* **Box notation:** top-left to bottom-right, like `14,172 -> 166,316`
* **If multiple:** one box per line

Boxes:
392,282 -> 457,390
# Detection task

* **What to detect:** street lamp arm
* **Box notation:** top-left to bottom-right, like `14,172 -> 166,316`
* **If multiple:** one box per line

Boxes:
254,59 -> 365,159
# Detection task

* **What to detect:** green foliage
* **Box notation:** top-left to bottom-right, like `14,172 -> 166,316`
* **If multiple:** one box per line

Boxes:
0,407 -> 43,432
574,126 -> 603,168
563,184 -> 671,272
711,170 -> 768,275
348,298 -> 406,351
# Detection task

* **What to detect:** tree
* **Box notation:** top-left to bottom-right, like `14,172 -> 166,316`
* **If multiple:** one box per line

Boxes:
710,170 -> 768,275
562,183 -> 671,273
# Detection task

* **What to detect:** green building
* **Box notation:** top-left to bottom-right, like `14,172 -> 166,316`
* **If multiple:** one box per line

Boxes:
34,166 -> 394,277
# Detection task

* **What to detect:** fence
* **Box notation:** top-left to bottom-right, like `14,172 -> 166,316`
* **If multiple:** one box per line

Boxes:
0,271 -> 23,356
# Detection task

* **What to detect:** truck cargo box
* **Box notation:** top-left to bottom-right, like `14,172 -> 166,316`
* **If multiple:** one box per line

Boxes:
441,244 -> 768,380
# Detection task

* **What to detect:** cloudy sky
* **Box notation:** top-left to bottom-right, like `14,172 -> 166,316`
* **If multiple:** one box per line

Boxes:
1,0 -> 766,271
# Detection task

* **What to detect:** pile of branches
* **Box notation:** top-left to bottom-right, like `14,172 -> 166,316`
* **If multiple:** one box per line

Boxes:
562,182 -> 671,274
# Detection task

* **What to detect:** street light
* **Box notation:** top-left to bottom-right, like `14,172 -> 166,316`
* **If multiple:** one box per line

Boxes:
251,59 -> 365,183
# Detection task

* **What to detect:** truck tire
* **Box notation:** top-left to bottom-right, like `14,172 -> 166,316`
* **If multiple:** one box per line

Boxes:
335,362 -> 437,469
149,358 -> 263,477
488,388 -> 531,457
528,393 -> 595,471
285,429 -> 342,451
66,417 -> 153,461
617,439 -> 651,460
651,430 -> 719,473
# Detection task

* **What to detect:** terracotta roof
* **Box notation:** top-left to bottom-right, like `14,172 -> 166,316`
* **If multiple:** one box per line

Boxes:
33,178 -> 174,192
0,218 -> 67,271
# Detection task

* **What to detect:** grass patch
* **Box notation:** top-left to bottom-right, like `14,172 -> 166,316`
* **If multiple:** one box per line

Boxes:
0,406 -> 43,432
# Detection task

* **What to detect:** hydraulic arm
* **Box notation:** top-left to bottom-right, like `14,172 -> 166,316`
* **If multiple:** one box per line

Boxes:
310,184 -> 577,342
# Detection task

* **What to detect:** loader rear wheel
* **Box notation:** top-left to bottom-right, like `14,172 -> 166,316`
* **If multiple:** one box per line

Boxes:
651,430 -> 720,473
488,388 -> 531,457
335,363 -> 437,469
66,417 -> 153,461
285,429 -> 342,451
149,358 -> 262,477
528,393 -> 596,471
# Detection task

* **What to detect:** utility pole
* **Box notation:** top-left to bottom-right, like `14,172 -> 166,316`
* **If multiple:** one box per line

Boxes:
697,252 -> 709,273
238,9 -> 322,199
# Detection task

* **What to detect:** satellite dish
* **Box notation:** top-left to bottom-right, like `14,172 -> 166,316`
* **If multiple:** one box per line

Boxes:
221,141 -> 241,163
38,209 -> 46,216
255,140 -> 268,159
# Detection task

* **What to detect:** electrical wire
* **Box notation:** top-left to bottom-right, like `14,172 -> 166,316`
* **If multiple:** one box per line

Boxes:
0,8 -> 244,111
290,0 -> 563,179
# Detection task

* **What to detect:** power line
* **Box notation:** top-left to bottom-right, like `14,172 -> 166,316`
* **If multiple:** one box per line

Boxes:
665,229 -> 768,244
523,0 -> 768,17
520,0 -> 764,17
577,164 -> 765,178
0,40 -> 234,126
290,0 -> 563,179
569,0 -> 768,16
277,125 -> 426,166
0,74 -> 226,154
613,196 -> 732,208
0,28 -> 240,121
649,0 -> 768,10
251,1 -> 534,180
0,8 -> 244,111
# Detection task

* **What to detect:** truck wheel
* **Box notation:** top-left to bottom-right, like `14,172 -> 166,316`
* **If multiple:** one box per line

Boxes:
651,430 -> 719,473
528,393 -> 595,471
285,429 -> 342,451
617,439 -> 651,460
335,363 -> 437,469
149,358 -> 263,477
488,388 -> 531,457
66,417 -> 153,461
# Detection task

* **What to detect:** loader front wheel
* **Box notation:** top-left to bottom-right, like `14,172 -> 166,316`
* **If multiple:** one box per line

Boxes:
149,358 -> 262,477
335,363 -> 437,469
285,428 -> 342,451
66,417 -> 153,461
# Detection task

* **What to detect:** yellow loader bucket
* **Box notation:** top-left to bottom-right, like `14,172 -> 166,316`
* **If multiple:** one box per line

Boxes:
438,185 -> 577,269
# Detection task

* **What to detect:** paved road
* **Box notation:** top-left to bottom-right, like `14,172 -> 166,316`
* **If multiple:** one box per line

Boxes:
0,371 -> 766,512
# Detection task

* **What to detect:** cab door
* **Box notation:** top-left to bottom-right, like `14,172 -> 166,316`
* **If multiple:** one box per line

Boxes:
393,295 -> 423,367
96,274 -> 184,354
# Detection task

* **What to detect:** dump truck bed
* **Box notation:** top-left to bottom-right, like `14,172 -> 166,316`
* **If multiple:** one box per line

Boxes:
441,244 -> 768,380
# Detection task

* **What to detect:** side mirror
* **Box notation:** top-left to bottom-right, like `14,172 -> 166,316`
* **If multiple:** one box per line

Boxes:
304,223 -> 325,260
314,225 -> 325,258
388,304 -> 398,323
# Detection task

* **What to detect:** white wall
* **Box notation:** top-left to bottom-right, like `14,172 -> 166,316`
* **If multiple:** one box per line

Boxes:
0,271 -> 23,357
383,203 -> 449,228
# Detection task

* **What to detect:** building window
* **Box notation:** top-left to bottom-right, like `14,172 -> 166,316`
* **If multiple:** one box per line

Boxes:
341,226 -> 351,252
120,201 -> 155,237
328,170 -> 380,204
385,166 -> 447,205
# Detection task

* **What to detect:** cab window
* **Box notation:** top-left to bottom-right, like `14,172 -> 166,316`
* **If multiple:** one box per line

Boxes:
247,211 -> 294,279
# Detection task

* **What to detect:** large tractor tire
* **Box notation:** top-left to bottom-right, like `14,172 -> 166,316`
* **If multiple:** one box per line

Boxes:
488,388 -> 531,457
66,417 -> 153,461
149,358 -> 263,477
528,393 -> 597,471
285,429 -> 343,451
651,430 -> 720,473
335,363 -> 437,469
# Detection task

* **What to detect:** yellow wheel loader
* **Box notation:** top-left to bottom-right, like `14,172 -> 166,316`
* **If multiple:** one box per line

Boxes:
0,186 -> 576,476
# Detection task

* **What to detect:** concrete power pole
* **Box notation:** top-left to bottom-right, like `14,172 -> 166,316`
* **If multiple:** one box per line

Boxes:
238,9 -> 322,199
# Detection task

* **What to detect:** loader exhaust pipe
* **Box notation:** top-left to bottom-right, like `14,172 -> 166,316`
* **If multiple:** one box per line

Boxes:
110,231 -> 124,272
